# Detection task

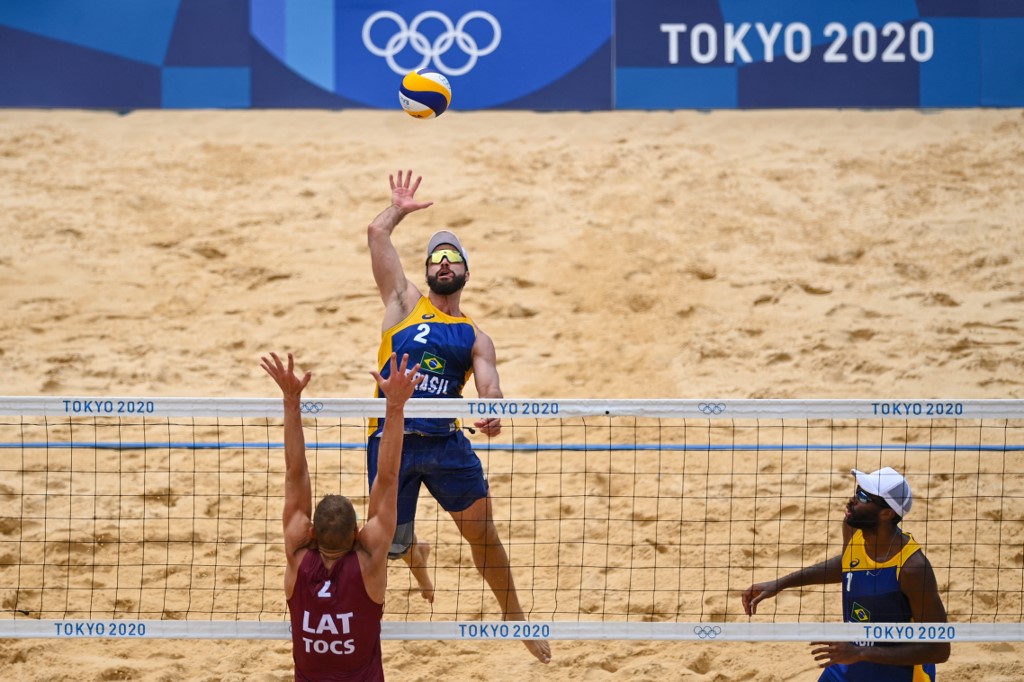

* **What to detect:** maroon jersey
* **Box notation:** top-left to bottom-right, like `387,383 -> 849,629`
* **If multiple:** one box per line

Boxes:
287,549 -> 385,681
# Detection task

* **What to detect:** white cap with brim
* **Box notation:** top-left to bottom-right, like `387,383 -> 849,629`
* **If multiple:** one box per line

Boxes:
425,230 -> 468,270
852,466 -> 912,519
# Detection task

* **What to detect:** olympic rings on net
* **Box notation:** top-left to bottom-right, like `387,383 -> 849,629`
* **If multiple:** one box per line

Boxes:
693,625 -> 722,639
362,10 -> 502,76
300,402 -> 324,414
698,402 -> 726,415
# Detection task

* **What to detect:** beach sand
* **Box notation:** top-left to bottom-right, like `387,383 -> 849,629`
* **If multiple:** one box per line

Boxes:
0,108 -> 1022,680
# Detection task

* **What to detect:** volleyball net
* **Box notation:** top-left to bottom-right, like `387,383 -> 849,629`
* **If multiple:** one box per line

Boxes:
1,397 -> 1022,643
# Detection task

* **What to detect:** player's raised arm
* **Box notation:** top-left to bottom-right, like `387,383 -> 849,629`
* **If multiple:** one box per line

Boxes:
361,353 -> 422,561
367,170 -> 433,326
260,351 -> 313,597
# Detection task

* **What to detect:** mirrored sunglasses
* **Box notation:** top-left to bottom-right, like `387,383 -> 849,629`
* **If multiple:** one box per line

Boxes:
856,487 -> 885,506
427,249 -> 464,265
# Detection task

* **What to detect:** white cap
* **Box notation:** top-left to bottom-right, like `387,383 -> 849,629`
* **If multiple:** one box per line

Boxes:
852,467 -> 913,518
425,230 -> 468,270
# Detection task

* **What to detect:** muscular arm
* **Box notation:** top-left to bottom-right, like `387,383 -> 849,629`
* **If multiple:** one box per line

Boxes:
281,389 -> 313,557
367,204 -> 419,325
471,329 -> 503,436
779,555 -> 846,588
361,358 -> 419,551
742,555 -> 844,615
859,551 -> 949,665
358,354 -> 421,601
260,352 -> 313,599
360,402 -> 404,542
367,171 -> 432,329
811,545 -> 950,668
745,521 -> 853,615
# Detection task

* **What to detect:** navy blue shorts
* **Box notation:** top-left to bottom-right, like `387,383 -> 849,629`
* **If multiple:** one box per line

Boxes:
818,662 -> 934,682
366,431 -> 488,554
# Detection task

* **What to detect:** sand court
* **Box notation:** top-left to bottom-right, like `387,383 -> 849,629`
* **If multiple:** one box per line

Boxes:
1,108 -> 1023,680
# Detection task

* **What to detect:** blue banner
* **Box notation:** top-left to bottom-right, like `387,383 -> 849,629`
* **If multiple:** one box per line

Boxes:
0,0 -> 611,110
251,0 -> 612,110
0,1 -> 1021,109
615,0 -> 1024,109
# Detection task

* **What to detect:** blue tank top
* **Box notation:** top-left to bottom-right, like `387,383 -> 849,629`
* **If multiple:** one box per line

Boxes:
836,530 -> 936,682
370,296 -> 476,436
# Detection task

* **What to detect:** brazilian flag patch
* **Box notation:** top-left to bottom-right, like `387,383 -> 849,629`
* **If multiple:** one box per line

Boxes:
851,601 -> 871,622
421,352 -> 446,374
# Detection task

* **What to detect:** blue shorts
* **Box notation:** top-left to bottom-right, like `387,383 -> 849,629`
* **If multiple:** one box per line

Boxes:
818,662 -> 935,682
366,431 -> 488,555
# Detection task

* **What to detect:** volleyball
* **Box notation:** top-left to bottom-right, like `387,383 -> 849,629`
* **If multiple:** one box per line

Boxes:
399,69 -> 452,119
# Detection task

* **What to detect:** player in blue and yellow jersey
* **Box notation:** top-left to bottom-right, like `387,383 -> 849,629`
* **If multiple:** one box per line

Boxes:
365,170 -> 551,664
742,467 -> 949,681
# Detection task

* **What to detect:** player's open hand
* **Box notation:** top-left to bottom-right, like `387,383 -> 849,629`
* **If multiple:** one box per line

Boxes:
390,170 -> 434,214
261,352 -> 311,401
810,642 -> 863,667
371,352 -> 423,406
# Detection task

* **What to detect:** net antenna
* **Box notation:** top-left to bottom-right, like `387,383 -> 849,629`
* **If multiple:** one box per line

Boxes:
1,397 -> 1022,643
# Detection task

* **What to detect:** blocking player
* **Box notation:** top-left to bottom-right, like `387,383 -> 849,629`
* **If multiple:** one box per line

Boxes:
263,350 -> 420,680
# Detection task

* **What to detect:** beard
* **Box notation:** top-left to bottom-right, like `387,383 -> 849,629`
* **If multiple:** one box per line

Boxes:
844,508 -> 881,530
427,271 -> 467,296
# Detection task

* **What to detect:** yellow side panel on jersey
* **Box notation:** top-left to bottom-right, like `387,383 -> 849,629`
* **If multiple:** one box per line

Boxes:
369,297 -> 477,436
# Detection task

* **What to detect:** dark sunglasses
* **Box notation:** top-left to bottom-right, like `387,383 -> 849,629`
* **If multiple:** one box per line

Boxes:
856,487 -> 887,507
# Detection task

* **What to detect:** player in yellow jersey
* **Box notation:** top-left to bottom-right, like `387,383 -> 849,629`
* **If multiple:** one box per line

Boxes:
742,467 -> 949,681
365,170 -> 550,664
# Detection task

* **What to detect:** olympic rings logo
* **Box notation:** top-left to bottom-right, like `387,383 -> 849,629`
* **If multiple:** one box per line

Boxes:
362,10 -> 502,77
300,402 -> 324,414
693,625 -> 722,639
698,402 -> 726,415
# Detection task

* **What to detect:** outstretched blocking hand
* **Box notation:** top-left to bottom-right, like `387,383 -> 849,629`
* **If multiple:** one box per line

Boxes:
260,352 -> 311,401
371,352 -> 423,405
390,170 -> 434,214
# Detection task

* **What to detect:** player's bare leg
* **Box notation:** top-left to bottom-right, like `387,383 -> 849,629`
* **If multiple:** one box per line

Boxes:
451,497 -> 552,664
402,534 -> 434,603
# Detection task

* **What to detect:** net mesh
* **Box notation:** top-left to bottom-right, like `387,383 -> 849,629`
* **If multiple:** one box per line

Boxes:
1,398 -> 1022,639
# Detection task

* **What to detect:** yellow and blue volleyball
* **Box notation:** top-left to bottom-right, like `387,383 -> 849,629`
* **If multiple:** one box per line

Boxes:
399,69 -> 452,119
